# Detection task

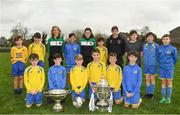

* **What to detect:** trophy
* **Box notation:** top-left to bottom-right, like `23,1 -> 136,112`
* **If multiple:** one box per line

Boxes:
44,89 -> 71,112
96,76 -> 110,112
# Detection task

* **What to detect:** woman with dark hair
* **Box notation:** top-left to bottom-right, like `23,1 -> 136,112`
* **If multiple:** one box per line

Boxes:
48,26 -> 64,67
79,27 -> 96,67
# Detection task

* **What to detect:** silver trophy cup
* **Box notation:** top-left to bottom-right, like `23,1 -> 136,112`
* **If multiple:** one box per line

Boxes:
44,89 -> 71,112
96,77 -> 110,112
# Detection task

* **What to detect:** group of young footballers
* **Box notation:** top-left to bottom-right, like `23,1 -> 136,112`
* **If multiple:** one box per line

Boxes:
10,25 -> 178,110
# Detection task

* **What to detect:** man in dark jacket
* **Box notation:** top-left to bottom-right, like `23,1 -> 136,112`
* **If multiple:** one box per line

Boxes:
106,26 -> 127,68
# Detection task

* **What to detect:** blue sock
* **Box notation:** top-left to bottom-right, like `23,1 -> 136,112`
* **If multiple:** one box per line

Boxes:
146,85 -> 150,94
161,87 -> 166,97
167,87 -> 172,98
150,84 -> 155,94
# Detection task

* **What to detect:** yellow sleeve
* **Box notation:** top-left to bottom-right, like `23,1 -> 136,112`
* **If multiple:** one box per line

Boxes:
105,48 -> 108,61
87,64 -> 91,83
38,69 -> 45,91
79,69 -> 88,93
28,44 -> 32,57
24,69 -> 31,92
24,47 -> 28,62
43,44 -> 46,57
115,68 -> 122,92
10,47 -> 14,62
70,69 -> 78,93
102,63 -> 106,79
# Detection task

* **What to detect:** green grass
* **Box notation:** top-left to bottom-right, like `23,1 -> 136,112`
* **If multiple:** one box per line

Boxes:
0,52 -> 180,114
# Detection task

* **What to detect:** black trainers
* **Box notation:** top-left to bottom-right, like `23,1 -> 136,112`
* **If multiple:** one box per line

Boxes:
148,94 -> 154,99
14,89 -> 18,95
18,88 -> 23,95
143,94 -> 150,98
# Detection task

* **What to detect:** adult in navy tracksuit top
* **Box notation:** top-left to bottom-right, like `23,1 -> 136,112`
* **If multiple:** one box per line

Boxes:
48,65 -> 66,90
123,63 -> 142,105
106,26 -> 127,68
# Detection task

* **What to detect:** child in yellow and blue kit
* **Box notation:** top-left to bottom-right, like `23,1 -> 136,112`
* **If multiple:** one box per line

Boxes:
24,53 -> 45,108
70,54 -> 88,108
87,48 -> 106,99
96,37 -> 108,65
106,52 -> 123,105
10,35 -> 28,95
28,32 -> 46,68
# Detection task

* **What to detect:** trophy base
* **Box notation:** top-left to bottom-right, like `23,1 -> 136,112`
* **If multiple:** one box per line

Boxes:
53,103 -> 64,112
98,106 -> 108,112
96,101 -> 109,112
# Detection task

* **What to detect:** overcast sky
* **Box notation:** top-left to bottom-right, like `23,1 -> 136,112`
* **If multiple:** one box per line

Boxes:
0,0 -> 180,38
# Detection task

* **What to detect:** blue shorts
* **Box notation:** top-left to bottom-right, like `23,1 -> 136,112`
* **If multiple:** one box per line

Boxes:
26,92 -> 42,105
71,89 -> 86,100
113,90 -> 122,100
38,60 -> 45,68
12,61 -> 26,77
66,65 -> 75,73
160,69 -> 174,80
144,65 -> 158,75
124,92 -> 140,104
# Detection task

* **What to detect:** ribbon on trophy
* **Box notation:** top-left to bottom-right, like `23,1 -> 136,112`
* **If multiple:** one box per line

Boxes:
89,92 -> 95,111
108,90 -> 113,112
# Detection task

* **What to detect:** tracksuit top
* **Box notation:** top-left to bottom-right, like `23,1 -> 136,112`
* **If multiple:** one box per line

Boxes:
158,44 -> 178,70
143,43 -> 159,66
48,65 -> 66,90
64,43 -> 80,66
122,64 -> 142,94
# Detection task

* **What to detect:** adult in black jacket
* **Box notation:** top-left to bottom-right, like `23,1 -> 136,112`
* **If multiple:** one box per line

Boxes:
106,26 -> 127,68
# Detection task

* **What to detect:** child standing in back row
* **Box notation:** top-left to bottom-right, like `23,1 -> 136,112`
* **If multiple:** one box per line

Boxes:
10,35 -> 28,95
96,37 -> 108,65
159,34 -> 178,104
143,32 -> 159,99
64,33 -> 80,88
28,32 -> 46,68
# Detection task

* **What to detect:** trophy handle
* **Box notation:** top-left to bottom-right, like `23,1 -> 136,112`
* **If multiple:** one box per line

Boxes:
43,90 -> 49,97
67,89 -> 72,94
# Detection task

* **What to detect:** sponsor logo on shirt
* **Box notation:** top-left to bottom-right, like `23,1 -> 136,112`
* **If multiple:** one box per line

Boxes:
50,41 -> 62,46
81,41 -> 94,46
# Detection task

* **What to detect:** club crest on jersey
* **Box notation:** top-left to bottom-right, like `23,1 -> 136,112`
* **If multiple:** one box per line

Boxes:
117,40 -> 121,44
37,70 -> 41,74
167,50 -> 171,54
59,70 -> 63,75
74,47 -> 77,51
134,70 -> 138,74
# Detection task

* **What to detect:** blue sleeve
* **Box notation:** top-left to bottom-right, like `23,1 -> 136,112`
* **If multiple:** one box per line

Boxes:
156,44 -> 159,64
62,68 -> 67,89
132,68 -> 142,94
64,44 -> 67,58
77,44 -> 80,54
122,69 -> 127,93
48,69 -> 53,90
173,47 -> 178,64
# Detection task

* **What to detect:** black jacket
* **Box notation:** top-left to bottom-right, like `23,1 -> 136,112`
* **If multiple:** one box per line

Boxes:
106,33 -> 127,66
